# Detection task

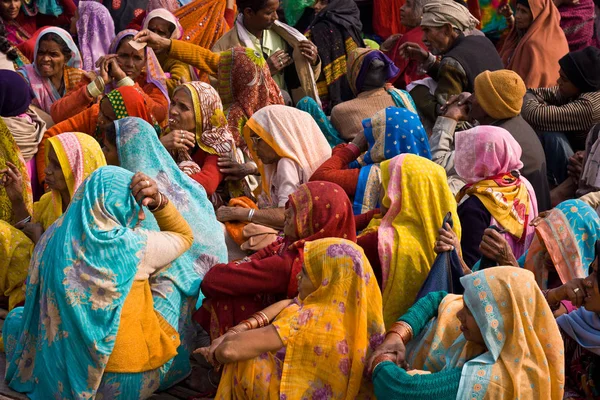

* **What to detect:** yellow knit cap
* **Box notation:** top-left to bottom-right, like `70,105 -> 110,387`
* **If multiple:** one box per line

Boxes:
474,70 -> 526,120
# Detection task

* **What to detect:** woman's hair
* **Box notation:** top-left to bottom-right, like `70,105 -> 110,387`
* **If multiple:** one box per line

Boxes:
413,0 -> 426,19
104,123 -> 117,146
116,35 -> 135,52
38,32 -> 72,60
0,19 -> 18,61
236,0 -> 270,12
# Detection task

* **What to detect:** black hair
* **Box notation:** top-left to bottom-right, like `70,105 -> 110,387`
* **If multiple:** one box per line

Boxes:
38,32 -> 72,60
116,34 -> 135,52
0,19 -> 18,61
104,123 -> 117,147
236,0 -> 270,13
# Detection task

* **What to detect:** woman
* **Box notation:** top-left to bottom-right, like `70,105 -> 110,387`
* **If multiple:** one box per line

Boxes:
199,237 -> 385,399
196,181 -> 357,339
369,267 -> 564,399
217,105 -> 331,230
3,167 -> 195,398
311,107 -> 430,215
17,27 -> 84,116
106,117 -> 227,386
358,153 -> 461,328
50,29 -> 169,125
70,1 -> 115,72
0,18 -> 28,70
36,85 -> 161,184
454,125 -> 538,268
499,0 -> 569,88
479,199 -> 600,291
557,0 -> 597,51
142,8 -> 192,95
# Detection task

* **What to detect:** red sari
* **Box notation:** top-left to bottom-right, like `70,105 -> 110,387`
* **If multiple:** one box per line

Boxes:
384,26 -> 428,90
195,181 -> 357,339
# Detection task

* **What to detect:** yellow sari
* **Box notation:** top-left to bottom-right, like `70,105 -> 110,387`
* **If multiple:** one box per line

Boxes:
0,221 -> 32,309
33,132 -> 106,230
375,154 -> 461,328
216,238 -> 385,399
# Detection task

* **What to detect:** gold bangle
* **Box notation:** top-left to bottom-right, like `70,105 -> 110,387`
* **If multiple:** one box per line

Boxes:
247,315 -> 260,329
257,311 -> 269,326
241,320 -> 252,331
387,321 -> 413,344
227,327 -> 240,335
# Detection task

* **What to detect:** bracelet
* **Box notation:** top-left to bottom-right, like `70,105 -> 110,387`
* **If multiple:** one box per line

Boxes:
87,80 -> 103,98
247,208 -> 255,222
148,192 -> 169,212
372,354 -> 395,372
542,289 -> 561,311
387,321 -> 413,344
251,312 -> 268,327
14,215 -> 32,227
117,76 -> 135,87
227,327 -> 240,335
241,320 -> 253,331
247,315 -> 260,328
257,311 -> 269,326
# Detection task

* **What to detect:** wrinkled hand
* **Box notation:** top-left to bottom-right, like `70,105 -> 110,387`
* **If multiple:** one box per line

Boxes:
351,132 -> 368,153
434,222 -> 460,254
479,228 -> 519,267
0,161 -> 24,202
440,92 -> 471,121
194,333 -> 229,367
567,151 -> 585,181
380,33 -> 402,52
530,210 -> 551,227
267,49 -> 293,76
298,41 -> 318,65
554,278 -> 593,308
216,206 -> 248,222
160,130 -> 195,152
367,334 -> 408,376
398,42 -> 428,63
218,157 -> 256,180
133,29 -> 171,53
130,172 -> 160,208
498,4 -> 513,19
20,222 -> 44,244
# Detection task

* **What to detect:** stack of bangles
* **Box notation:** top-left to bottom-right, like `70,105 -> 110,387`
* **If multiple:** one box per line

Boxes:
148,192 -> 169,212
371,321 -> 414,373
226,311 -> 269,335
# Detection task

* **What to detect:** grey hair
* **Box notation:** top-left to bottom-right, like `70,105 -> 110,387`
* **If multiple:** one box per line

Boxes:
414,0 -> 427,19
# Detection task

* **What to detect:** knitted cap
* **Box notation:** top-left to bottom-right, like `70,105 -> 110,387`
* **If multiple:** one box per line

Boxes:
559,46 -> 600,93
474,70 -> 526,120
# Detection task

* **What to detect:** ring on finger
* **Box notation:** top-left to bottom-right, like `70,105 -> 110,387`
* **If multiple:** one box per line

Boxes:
574,288 -> 580,293
145,180 -> 150,187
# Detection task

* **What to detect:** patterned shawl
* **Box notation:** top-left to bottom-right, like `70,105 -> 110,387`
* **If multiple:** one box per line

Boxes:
346,48 -> 399,95
33,132 -> 107,230
77,1 -> 115,71
18,27 -> 84,114
559,0 -> 597,51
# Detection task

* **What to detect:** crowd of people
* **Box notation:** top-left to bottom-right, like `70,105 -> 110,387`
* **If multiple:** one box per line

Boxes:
0,0 -> 600,398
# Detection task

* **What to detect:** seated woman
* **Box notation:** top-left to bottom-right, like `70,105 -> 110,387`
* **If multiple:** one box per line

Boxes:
36,85 -> 161,183
142,9 -> 192,96
298,47 -> 418,145
498,0 -> 569,88
310,107 -> 431,215
196,181 -> 358,339
216,105 -> 331,231
70,1 -> 115,72
369,267 -> 564,399
477,199 -> 600,290
198,237 -> 385,399
454,125 -> 538,268
50,29 -> 169,125
3,167 -> 195,398
104,116 -> 227,382
17,27 -> 85,117
159,81 -> 234,197
357,153 -> 460,328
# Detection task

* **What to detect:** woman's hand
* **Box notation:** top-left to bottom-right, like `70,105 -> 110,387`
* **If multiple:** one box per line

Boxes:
551,278 -> 593,308
351,131 -> 368,153
216,206 -> 249,222
160,130 -> 195,152
434,222 -> 460,254
130,172 -> 160,208
0,161 -> 24,202
298,41 -> 318,65
20,222 -> 44,244
367,334 -> 408,376
218,157 -> 257,180
397,42 -> 429,63
267,49 -> 293,76
194,332 -> 231,367
479,228 -> 519,267
133,29 -> 172,53
498,4 -> 513,20
530,210 -> 551,227
567,151 -> 585,181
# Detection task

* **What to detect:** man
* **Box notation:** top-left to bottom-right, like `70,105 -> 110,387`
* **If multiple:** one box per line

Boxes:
430,69 -> 551,211
522,46 -> 600,187
213,0 -> 321,104
399,0 -> 503,128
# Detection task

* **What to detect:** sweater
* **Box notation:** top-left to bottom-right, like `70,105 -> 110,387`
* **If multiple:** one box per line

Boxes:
168,39 -> 220,77
373,291 -> 462,400
330,88 -> 398,141
189,149 -> 222,196
309,143 -> 361,197
158,54 -> 193,96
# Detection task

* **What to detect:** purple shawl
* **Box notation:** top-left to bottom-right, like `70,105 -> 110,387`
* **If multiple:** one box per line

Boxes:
77,1 -> 115,71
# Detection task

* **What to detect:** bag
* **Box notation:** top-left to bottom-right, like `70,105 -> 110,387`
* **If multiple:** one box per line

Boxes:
415,212 -> 465,301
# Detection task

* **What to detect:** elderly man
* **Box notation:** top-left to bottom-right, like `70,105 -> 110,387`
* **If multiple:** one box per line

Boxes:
400,0 -> 503,128
429,69 -> 551,211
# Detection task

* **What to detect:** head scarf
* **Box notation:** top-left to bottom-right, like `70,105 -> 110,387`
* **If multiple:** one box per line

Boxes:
376,154 -> 461,328
455,125 -> 536,240
243,105 -> 332,201
18,27 -> 84,114
0,70 -> 34,117
0,118 -> 32,224
176,82 -> 235,156
557,305 -> 600,356
108,30 -> 169,105
524,199 -> 600,289
143,9 -> 184,40
353,107 -> 431,215
0,220 -> 31,309
218,47 -> 284,149
146,0 -> 179,13
346,48 -> 400,95
33,132 -> 107,230
421,0 -> 480,32
499,0 -> 569,88
4,167 -> 150,398
103,86 -> 161,134
559,0 -> 596,52
77,2 -> 115,72
270,238 -> 385,399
